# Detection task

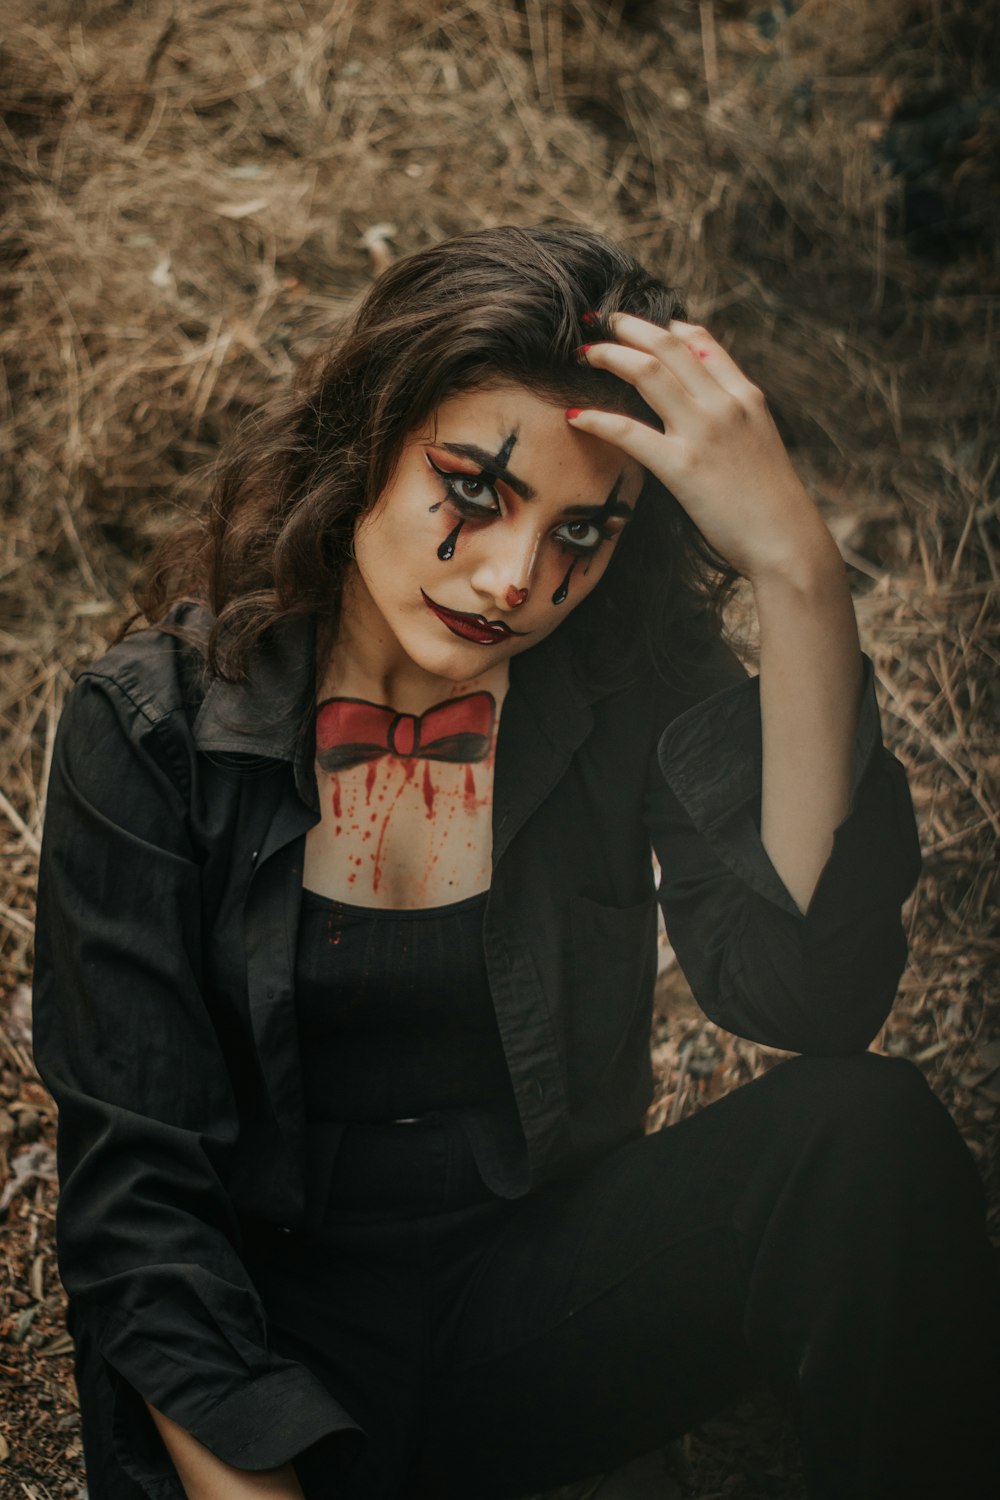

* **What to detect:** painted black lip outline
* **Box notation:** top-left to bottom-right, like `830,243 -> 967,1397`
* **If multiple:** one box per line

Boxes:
421,589 -> 528,643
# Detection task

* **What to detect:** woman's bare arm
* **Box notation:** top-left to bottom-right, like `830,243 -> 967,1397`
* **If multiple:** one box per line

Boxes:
145,1400 -> 307,1500
752,531 -> 862,913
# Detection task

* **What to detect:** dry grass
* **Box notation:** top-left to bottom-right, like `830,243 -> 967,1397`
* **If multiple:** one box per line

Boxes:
0,0 -> 997,1493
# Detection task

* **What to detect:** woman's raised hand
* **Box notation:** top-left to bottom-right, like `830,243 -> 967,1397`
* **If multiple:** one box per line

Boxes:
569,313 -> 834,583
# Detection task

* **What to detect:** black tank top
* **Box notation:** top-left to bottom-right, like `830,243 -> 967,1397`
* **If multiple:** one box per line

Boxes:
294,887 -> 527,1195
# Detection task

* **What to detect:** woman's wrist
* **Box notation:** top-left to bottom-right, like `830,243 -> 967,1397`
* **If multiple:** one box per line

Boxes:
744,509 -> 845,598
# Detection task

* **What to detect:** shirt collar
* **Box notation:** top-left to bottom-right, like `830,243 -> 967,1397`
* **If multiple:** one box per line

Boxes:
191,610 -> 319,806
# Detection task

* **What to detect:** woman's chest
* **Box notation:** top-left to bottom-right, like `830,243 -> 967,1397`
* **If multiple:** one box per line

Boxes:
303,753 -> 496,907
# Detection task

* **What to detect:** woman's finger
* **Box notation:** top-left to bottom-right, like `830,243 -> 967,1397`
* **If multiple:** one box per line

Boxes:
607,311 -> 754,403
580,342 -> 696,429
667,318 -> 759,400
600,312 -> 720,403
564,405 -> 677,473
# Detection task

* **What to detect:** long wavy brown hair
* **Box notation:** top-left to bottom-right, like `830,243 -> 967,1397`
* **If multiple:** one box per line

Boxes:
124,224 -> 737,689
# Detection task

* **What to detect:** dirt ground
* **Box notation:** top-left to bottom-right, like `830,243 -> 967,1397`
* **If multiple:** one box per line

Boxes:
1,1 -> 997,1495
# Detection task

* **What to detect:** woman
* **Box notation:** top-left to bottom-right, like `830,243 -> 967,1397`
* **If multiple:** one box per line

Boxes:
32,225 -> 999,1500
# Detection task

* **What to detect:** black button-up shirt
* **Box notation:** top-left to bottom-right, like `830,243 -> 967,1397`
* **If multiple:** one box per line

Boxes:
31,602 -> 921,1496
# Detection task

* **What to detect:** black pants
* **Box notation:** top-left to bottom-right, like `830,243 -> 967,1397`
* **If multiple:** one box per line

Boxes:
240,1054 -> 1000,1500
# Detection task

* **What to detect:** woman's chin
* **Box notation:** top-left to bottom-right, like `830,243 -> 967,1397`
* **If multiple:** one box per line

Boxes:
409,618 -> 565,683
398,625 -> 519,685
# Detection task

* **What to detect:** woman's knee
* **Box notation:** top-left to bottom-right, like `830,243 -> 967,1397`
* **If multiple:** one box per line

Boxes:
756,1050 -> 955,1158
736,1053 -> 987,1265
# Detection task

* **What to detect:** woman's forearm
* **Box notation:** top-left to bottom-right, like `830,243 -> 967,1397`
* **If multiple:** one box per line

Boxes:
144,1400 -> 306,1500
570,315 -> 865,917
752,528 -> 863,915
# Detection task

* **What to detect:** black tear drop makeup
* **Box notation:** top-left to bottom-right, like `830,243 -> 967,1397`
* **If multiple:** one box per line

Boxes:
437,522 -> 464,561
552,562 -> 575,606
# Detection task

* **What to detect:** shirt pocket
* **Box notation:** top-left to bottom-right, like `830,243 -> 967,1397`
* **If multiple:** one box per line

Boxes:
566,893 -> 658,1098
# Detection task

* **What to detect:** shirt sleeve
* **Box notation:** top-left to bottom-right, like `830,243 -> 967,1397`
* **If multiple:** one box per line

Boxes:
31,671 -> 359,1494
644,652 -> 922,1054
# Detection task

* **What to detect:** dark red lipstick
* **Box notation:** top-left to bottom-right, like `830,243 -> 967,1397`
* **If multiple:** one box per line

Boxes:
421,590 -> 526,645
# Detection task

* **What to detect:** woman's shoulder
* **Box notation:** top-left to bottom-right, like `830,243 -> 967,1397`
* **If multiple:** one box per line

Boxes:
73,601 -> 213,727
55,604 -> 215,805
63,602 -> 313,796
42,606 -> 219,825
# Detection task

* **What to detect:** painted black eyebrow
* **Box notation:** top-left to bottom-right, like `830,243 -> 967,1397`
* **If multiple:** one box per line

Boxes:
437,444 -> 632,521
562,474 -> 633,524
560,499 -> 634,522
439,442 -> 537,501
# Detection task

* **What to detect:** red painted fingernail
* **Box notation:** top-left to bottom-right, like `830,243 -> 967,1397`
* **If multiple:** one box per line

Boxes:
581,311 -> 599,325
565,407 -> 584,420
575,343 -> 593,356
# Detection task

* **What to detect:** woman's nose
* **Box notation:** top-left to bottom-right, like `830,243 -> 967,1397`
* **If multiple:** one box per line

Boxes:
469,524 -> 542,611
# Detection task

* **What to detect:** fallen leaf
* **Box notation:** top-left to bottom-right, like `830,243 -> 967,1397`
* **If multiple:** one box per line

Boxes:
12,1304 -> 39,1342
215,197 -> 270,219
40,1331 -> 75,1357
0,1142 -> 57,1213
149,253 -> 173,288
6,985 -> 33,1047
358,222 -> 396,274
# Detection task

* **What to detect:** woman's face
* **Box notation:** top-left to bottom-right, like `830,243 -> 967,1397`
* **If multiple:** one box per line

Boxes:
348,384 -> 645,683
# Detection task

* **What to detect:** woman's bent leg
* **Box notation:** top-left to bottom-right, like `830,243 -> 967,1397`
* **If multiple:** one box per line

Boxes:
413,1054 -> 1000,1500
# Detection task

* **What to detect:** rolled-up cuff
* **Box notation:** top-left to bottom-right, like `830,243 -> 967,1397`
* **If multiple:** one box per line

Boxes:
802,735 -> 922,930
188,1362 -> 361,1468
657,654 -> 886,918
101,1332 -> 360,1496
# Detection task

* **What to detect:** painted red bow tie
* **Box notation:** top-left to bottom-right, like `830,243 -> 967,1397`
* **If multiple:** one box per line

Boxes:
315,692 -> 496,773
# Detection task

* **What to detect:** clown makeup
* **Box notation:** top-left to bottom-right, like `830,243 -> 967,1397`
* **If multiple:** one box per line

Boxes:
425,438 -> 631,589
344,385 -> 644,691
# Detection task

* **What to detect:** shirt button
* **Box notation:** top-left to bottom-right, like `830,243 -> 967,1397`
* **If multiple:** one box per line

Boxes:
531,1079 -> 544,1103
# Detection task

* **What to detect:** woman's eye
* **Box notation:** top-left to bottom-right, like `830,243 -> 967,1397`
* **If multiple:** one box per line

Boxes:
427,456 -> 501,517
554,520 -> 607,554
447,475 -> 500,513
